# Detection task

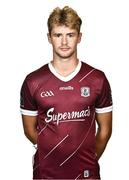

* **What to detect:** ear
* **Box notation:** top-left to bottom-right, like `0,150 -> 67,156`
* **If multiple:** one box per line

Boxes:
47,33 -> 52,44
77,32 -> 82,43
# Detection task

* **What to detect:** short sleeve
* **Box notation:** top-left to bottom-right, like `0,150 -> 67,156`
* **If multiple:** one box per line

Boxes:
20,77 -> 38,116
95,73 -> 113,113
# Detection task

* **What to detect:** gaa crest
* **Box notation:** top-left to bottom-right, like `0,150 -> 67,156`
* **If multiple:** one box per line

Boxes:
81,87 -> 90,97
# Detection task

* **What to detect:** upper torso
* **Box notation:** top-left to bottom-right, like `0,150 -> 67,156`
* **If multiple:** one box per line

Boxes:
20,61 -> 112,179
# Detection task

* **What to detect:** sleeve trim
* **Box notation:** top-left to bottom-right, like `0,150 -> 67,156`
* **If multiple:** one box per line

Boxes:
95,105 -> 113,113
20,108 -> 38,116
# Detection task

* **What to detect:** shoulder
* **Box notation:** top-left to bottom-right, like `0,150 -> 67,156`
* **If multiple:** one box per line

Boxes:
24,63 -> 49,85
22,63 -> 50,96
81,61 -> 106,81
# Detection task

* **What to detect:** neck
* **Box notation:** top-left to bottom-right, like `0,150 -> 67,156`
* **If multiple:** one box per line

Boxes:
51,56 -> 79,77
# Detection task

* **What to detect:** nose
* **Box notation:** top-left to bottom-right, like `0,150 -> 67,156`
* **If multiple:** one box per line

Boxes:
61,35 -> 67,45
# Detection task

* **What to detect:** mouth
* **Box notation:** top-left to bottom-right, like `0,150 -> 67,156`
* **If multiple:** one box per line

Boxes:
60,48 -> 70,51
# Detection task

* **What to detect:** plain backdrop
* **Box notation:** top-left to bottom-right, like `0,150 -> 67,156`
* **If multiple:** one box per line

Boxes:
0,0 -> 129,179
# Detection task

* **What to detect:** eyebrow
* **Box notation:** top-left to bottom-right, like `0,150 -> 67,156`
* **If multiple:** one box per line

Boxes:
53,33 -> 62,35
53,32 -> 76,35
67,32 -> 76,35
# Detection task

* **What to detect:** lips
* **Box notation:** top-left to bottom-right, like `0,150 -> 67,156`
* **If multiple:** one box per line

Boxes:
60,47 -> 70,51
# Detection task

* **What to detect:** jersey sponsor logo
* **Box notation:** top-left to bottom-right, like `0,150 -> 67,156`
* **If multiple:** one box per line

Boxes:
59,86 -> 74,90
45,107 -> 90,125
40,91 -> 54,97
84,170 -> 90,178
81,87 -> 90,97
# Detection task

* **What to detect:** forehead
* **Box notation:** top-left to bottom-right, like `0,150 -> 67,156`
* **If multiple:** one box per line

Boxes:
51,25 -> 78,34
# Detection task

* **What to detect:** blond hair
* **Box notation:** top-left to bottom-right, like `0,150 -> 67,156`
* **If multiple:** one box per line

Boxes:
47,6 -> 82,34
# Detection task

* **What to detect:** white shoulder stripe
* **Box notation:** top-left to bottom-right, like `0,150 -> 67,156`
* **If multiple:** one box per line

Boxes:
20,108 -> 38,116
95,105 -> 113,113
79,69 -> 96,82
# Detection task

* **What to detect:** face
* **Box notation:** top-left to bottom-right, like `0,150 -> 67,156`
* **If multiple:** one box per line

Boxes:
48,25 -> 82,59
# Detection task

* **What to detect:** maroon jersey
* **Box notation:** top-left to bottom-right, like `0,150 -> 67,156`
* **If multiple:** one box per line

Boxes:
20,61 -> 112,179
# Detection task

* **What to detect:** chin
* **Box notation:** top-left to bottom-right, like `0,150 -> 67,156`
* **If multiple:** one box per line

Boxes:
56,51 -> 75,59
59,55 -> 73,60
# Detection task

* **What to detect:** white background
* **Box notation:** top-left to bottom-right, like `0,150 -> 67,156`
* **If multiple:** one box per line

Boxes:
0,0 -> 129,179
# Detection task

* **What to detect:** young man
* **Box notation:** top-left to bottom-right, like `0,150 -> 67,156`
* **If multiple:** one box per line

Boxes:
20,6 -> 113,179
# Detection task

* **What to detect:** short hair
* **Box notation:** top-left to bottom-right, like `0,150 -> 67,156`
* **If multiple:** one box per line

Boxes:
47,6 -> 82,34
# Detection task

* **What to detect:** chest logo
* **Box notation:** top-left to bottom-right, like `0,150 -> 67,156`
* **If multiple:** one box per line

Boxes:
40,90 -> 54,97
81,87 -> 90,97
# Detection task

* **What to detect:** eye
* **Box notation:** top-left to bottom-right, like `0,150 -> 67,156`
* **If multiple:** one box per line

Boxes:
68,33 -> 74,37
54,33 -> 62,37
57,34 -> 61,37
67,33 -> 75,38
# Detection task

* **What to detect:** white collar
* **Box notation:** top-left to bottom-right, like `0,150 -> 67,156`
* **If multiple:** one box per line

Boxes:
48,61 -> 82,82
